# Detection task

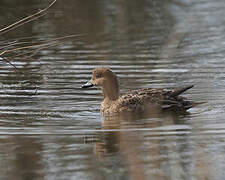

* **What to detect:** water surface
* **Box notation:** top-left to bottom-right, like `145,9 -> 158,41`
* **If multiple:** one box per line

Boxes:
1,0 -> 225,179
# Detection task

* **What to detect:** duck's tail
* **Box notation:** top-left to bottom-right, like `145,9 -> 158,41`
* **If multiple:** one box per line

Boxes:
163,85 -> 205,111
189,101 -> 206,108
170,85 -> 194,97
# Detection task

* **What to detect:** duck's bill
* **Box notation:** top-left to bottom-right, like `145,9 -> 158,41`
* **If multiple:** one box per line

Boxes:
82,81 -> 94,88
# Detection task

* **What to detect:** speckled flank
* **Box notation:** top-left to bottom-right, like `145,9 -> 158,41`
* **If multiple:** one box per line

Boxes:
83,68 -> 197,116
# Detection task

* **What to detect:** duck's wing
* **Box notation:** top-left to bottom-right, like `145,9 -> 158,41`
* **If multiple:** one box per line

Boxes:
161,85 -> 196,111
118,85 -> 197,112
160,98 -> 194,110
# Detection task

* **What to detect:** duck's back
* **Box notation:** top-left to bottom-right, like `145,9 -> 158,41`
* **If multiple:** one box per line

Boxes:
116,86 -> 195,113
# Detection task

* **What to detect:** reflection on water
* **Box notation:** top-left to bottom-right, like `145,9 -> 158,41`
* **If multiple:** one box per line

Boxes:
1,0 -> 225,179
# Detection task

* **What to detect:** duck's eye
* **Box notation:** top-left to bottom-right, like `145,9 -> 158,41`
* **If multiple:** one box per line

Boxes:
96,73 -> 101,78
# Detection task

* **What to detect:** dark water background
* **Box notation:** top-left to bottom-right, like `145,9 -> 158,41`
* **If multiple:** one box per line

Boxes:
1,0 -> 225,179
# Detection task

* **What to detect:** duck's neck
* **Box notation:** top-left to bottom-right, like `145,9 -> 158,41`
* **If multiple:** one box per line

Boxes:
103,88 -> 119,101
103,78 -> 119,101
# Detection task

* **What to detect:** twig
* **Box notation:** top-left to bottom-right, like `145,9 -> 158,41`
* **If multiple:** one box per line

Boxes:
1,57 -> 19,70
0,13 -> 47,35
0,0 -> 57,35
10,41 -> 64,58
0,36 -> 38,46
0,34 -> 83,49
0,34 -> 83,56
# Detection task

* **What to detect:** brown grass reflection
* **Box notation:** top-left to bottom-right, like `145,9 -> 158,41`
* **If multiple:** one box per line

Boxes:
4,136 -> 44,180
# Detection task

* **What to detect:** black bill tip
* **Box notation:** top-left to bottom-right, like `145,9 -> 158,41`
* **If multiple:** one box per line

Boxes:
82,81 -> 94,88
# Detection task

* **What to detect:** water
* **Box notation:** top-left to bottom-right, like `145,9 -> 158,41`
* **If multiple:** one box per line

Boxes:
1,0 -> 225,179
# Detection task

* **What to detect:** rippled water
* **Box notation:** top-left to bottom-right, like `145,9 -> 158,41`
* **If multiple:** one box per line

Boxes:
1,0 -> 225,179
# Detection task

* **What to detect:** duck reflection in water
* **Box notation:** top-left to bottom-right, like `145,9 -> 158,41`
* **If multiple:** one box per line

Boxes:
94,112 -> 186,179
94,109 -> 182,156
82,67 -> 201,116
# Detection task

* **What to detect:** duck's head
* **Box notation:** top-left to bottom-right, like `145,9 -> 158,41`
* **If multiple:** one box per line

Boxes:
82,68 -> 119,100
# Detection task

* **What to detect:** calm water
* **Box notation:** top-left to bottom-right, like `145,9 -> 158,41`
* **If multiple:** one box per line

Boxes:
1,0 -> 225,179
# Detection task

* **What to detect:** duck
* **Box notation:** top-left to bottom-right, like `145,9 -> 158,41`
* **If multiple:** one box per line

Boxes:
82,67 -> 199,116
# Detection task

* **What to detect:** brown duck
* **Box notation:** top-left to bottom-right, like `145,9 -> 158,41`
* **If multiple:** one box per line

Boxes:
82,68 -> 199,115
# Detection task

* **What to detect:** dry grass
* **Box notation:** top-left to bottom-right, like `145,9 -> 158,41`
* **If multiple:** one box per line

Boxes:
0,0 -> 84,95
0,0 -> 83,69
0,0 -> 56,35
